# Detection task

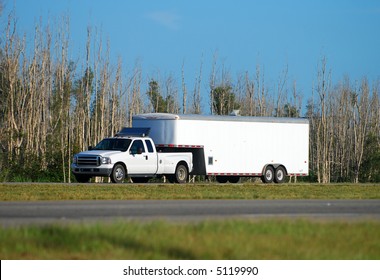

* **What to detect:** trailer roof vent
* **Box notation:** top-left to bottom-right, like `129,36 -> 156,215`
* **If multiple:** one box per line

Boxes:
115,127 -> 150,137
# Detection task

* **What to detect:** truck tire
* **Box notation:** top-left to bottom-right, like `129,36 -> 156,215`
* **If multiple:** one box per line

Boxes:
111,164 -> 126,183
274,166 -> 286,184
262,165 -> 274,183
75,175 -> 91,183
174,164 -> 188,184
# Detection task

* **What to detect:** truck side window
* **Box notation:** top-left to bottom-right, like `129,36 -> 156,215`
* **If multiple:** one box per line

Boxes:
145,140 -> 154,153
130,140 -> 145,154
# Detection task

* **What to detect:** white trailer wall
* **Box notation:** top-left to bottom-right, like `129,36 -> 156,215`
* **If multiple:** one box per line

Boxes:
133,113 -> 309,176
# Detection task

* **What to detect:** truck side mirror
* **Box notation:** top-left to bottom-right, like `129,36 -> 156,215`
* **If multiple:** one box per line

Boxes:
88,146 -> 93,150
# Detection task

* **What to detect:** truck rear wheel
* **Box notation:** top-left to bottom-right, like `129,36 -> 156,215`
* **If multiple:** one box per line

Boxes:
111,164 -> 126,183
174,164 -> 188,184
274,166 -> 286,184
262,165 -> 274,183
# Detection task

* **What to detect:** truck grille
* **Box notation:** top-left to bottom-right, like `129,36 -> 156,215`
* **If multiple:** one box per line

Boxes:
77,156 -> 100,166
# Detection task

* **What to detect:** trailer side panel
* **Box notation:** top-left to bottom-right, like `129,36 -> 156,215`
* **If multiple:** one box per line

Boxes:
133,114 -> 309,177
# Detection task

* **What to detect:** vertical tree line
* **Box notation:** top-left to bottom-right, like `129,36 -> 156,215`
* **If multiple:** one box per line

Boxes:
0,12 -> 379,182
0,15 -> 134,181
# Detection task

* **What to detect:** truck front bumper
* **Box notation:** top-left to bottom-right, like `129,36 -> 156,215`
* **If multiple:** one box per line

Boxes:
71,164 -> 113,177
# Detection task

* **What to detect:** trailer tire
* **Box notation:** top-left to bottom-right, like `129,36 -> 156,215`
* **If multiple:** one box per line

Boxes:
262,165 -> 274,183
274,166 -> 286,184
228,176 -> 240,183
216,176 -> 228,183
111,163 -> 126,183
174,164 -> 188,184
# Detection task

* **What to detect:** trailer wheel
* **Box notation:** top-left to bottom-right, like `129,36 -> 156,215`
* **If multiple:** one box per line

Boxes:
216,176 -> 228,183
174,164 -> 188,184
274,166 -> 286,184
111,164 -> 126,183
228,176 -> 240,183
262,165 -> 274,183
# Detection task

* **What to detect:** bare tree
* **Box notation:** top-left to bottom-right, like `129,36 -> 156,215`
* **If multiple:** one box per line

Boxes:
181,60 -> 187,114
312,57 -> 333,183
351,78 -> 372,183
275,64 -> 288,117
244,71 -> 255,116
128,62 -> 143,126
164,74 -> 179,113
190,57 -> 203,114
209,52 -> 217,115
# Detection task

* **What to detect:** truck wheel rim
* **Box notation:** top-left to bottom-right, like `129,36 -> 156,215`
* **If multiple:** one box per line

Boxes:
178,168 -> 186,181
115,168 -> 124,180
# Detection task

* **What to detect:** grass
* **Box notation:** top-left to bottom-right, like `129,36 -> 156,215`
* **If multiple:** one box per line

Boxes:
0,182 -> 379,201
1,219 -> 379,259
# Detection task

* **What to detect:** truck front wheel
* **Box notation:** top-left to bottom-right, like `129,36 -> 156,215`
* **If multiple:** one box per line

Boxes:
174,164 -> 188,184
111,164 -> 126,183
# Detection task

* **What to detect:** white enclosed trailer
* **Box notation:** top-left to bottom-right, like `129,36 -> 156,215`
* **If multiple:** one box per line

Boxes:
132,113 -> 309,183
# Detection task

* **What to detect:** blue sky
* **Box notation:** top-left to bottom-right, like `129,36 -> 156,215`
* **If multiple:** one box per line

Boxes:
2,0 -> 380,113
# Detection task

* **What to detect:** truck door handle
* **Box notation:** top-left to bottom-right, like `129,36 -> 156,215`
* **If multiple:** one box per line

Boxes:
144,155 -> 148,160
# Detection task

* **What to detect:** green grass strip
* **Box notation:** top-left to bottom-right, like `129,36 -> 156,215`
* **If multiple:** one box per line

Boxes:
1,183 -> 379,201
1,219 -> 379,259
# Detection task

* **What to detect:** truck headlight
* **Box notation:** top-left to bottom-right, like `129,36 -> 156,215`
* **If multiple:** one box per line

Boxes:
100,157 -> 111,164
73,155 -> 78,164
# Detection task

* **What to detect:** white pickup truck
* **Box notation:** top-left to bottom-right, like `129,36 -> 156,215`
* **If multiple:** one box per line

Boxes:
71,128 -> 193,183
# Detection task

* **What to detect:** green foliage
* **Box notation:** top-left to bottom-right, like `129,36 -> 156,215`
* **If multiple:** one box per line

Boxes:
146,79 -> 166,112
1,151 -> 64,182
360,134 -> 380,182
146,79 -> 178,113
276,103 -> 300,117
212,85 -> 239,115
72,67 -> 94,104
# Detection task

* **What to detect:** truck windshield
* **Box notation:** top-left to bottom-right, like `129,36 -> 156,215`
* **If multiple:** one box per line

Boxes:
92,139 -> 132,151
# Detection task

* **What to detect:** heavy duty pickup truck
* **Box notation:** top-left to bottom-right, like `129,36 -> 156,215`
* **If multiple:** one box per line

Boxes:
71,128 -> 193,183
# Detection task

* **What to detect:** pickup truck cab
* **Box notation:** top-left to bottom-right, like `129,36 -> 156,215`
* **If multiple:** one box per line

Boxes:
71,128 -> 193,183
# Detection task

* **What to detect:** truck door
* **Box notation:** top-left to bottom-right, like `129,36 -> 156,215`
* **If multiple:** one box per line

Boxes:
144,139 -> 158,174
126,139 -> 157,175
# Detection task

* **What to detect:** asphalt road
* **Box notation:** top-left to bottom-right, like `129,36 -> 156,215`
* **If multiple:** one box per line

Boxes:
1,200 -> 380,226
